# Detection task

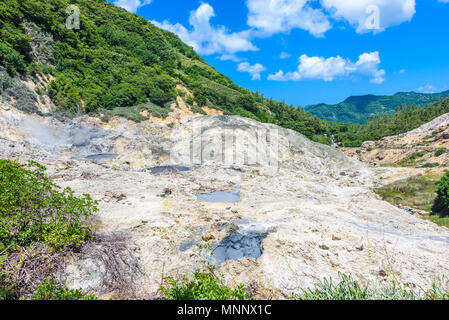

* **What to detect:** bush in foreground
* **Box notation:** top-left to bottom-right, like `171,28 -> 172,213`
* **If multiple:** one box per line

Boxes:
0,159 -> 98,299
161,265 -> 252,300
0,160 -> 98,253
31,278 -> 97,300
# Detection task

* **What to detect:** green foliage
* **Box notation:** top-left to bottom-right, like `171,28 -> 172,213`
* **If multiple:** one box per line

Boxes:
330,98 -> 449,147
294,273 -> 449,300
375,173 -> 449,228
0,159 -> 98,254
374,173 -> 440,212
306,91 -> 449,124
436,171 -> 449,210
161,264 -> 251,300
0,0 -> 331,144
395,151 -> 427,167
31,278 -> 97,300
435,148 -> 447,157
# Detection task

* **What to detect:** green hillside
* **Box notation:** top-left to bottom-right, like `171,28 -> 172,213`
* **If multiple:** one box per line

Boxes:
0,0 -> 329,144
329,98 -> 449,147
305,91 -> 449,124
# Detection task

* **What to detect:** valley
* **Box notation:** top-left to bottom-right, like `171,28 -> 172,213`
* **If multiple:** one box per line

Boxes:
1,98 -> 449,299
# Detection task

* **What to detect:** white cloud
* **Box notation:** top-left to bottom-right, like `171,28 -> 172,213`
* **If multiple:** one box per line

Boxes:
113,0 -> 152,13
237,62 -> 267,80
321,0 -> 416,33
247,0 -> 332,37
245,0 -> 415,36
279,52 -> 292,59
268,51 -> 385,83
152,3 -> 258,57
218,54 -> 246,62
417,84 -> 438,94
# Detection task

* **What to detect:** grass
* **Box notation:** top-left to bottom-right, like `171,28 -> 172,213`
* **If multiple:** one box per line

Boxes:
394,151 -> 428,167
294,273 -> 449,300
160,267 -> 449,300
374,174 -> 440,212
374,173 -> 449,228
422,215 -> 449,228
435,148 -> 447,157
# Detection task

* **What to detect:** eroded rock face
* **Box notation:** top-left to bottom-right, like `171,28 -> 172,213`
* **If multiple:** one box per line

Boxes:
1,105 -> 449,299
342,112 -> 449,167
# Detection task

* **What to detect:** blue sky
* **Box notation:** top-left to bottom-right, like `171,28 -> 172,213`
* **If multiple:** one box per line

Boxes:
109,0 -> 449,107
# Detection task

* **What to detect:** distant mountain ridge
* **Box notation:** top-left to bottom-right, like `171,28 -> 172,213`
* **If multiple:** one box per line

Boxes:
305,90 -> 449,124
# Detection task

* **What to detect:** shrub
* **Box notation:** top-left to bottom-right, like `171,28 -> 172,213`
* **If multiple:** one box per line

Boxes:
435,148 -> 446,157
160,265 -> 251,300
0,160 -> 98,254
31,278 -> 97,300
419,163 -> 439,168
436,171 -> 449,210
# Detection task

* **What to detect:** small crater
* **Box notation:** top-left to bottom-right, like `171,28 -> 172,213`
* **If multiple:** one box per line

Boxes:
85,153 -> 119,160
213,232 -> 267,263
149,166 -> 190,174
179,239 -> 196,252
196,187 -> 240,203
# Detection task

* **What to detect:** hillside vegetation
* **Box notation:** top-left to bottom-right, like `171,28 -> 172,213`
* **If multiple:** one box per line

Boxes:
329,98 -> 449,147
3,1 -> 449,150
306,91 -> 449,124
0,0 -> 329,143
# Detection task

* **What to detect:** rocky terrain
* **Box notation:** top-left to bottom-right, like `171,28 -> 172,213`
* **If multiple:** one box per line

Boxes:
1,101 -> 449,299
342,113 -> 449,168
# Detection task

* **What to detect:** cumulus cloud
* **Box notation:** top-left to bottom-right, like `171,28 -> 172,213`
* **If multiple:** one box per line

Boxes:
321,0 -> 416,33
113,0 -> 152,13
417,84 -> 438,94
237,62 -> 267,80
268,51 -> 386,83
152,3 -> 258,57
279,52 -> 292,59
247,0 -> 332,37
245,0 -> 415,36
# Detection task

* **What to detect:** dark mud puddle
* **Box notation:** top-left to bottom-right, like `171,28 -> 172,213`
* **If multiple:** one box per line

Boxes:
213,232 -> 267,263
85,153 -> 119,160
150,166 -> 190,174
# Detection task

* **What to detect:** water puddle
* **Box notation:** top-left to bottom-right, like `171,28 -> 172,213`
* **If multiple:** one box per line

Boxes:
179,239 -> 196,252
213,232 -> 267,263
85,153 -> 119,160
196,187 -> 240,203
234,218 -> 250,225
150,166 -> 190,174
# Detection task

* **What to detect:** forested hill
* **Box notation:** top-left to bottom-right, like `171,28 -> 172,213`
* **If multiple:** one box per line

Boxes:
0,0 -> 329,144
305,91 -> 449,124
329,98 -> 449,147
